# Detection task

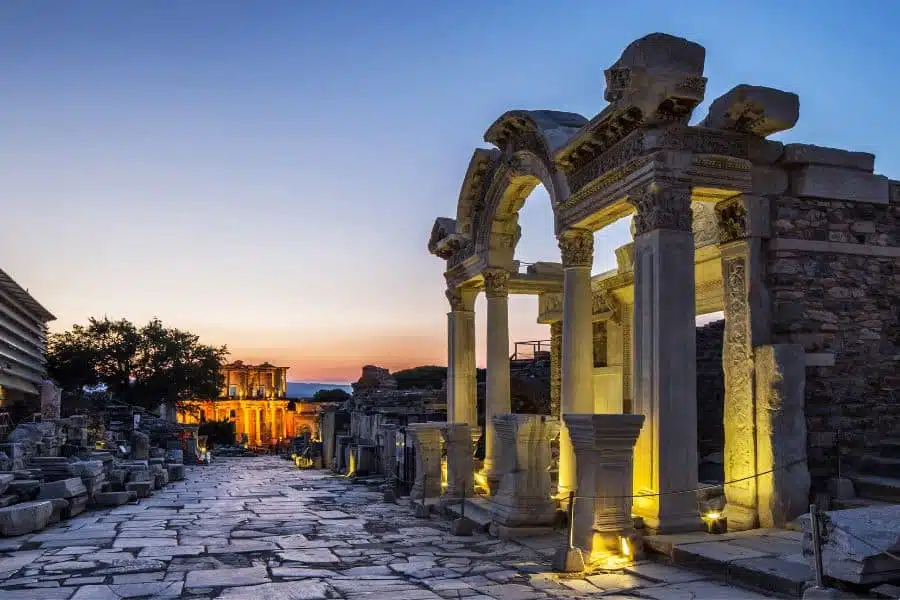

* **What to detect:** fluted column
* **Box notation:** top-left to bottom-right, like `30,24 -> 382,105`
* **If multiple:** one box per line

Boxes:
557,229 -> 595,497
482,269 -> 511,491
446,287 -> 478,429
629,181 -> 702,533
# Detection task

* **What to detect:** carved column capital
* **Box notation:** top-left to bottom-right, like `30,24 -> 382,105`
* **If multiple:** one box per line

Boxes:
628,181 -> 693,235
483,269 -> 510,299
558,228 -> 594,267
446,287 -> 477,312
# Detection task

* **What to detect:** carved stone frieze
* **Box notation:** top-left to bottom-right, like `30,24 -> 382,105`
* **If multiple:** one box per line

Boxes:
716,196 -> 749,243
653,126 -> 749,159
722,254 -> 758,525
558,229 -> 594,267
692,201 -> 719,247
483,269 -> 511,299
628,182 -> 693,235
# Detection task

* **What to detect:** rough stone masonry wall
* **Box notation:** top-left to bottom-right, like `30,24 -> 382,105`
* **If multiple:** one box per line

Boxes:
696,320 -> 725,462
768,195 -> 900,492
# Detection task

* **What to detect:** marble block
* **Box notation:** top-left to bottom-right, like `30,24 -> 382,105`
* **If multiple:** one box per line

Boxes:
38,477 -> 88,500
0,500 -> 52,536
565,413 -> 644,556
489,414 -> 559,529
440,423 -> 474,501
408,423 -> 442,501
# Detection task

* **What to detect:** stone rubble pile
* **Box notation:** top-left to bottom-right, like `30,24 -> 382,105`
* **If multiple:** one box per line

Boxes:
0,406 -> 195,538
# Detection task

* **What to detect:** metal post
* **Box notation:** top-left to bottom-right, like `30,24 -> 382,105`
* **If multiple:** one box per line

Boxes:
567,491 -> 576,549
810,503 -> 825,589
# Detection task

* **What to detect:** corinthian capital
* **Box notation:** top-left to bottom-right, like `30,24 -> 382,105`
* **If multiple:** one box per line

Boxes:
558,229 -> 594,267
628,182 -> 693,235
446,287 -> 477,312
483,269 -> 510,299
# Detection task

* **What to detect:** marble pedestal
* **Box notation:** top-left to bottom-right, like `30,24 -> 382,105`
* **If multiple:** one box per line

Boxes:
489,414 -> 559,536
381,425 -> 399,484
441,423 -> 474,503
408,423 -> 443,502
565,413 -> 644,558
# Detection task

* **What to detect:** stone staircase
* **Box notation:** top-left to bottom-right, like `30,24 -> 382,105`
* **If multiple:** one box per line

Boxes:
851,439 -> 900,503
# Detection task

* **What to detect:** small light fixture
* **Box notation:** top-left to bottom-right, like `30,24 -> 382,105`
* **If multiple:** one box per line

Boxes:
701,510 -> 727,534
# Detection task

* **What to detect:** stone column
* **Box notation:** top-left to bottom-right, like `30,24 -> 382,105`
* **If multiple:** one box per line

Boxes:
382,425 -> 399,484
408,423 -> 442,501
255,409 -> 261,447
441,423 -> 474,501
489,414 -> 559,536
446,287 -> 478,429
557,229 -> 595,497
550,322 -> 562,418
629,181 -> 702,533
483,269 -> 511,491
565,413 -> 644,556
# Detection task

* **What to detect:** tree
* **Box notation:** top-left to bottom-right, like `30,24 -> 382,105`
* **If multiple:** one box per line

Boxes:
392,365 -> 447,390
312,388 -> 351,402
47,317 -> 227,411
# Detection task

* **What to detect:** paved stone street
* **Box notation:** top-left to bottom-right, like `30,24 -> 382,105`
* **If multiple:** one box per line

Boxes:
0,457 -> 785,599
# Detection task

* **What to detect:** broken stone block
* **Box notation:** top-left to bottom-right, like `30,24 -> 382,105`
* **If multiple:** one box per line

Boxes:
38,477 -> 88,500
0,473 -> 13,496
94,491 -> 131,507
8,480 -> 41,501
130,431 -> 150,460
152,469 -> 169,489
799,505 -> 900,584
167,464 -> 185,482
166,449 -> 183,464
69,460 -> 104,478
0,500 -> 52,536
0,495 -> 16,509
65,494 -> 88,518
108,469 -> 126,491
125,481 -> 153,499
700,85 -> 799,137
48,498 -> 68,524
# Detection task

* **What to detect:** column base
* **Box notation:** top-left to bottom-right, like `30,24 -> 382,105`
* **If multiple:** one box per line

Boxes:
724,503 -> 759,531
489,522 -> 555,539
637,513 -> 705,535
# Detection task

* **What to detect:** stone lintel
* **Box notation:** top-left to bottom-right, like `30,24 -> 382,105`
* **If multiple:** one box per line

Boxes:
791,165 -> 889,204
508,271 -> 563,295
781,143 -> 875,173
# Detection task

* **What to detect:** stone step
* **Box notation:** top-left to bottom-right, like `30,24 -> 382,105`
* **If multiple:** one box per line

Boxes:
444,497 -> 493,532
859,455 -> 900,478
852,474 -> 900,503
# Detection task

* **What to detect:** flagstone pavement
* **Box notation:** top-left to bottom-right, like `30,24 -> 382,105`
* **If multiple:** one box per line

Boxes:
0,456 -> 787,599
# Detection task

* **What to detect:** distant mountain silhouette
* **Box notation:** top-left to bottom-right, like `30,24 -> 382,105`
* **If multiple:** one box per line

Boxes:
287,382 -> 352,398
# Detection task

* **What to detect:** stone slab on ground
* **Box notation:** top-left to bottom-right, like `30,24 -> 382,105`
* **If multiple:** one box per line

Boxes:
799,505 -> 900,585
94,491 -> 131,507
38,477 -> 88,500
124,481 -> 152,499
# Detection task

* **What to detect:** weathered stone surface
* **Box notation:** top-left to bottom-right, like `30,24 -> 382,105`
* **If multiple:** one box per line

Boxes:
166,464 -> 185,481
407,423 -> 442,501
792,165 -> 889,204
0,500 -> 52,536
782,143 -> 875,172
217,580 -> 328,599
0,474 -> 13,496
38,478 -> 88,500
125,481 -> 152,499
94,492 -> 131,507
799,506 -> 900,584
700,85 -> 799,137
129,431 -> 150,460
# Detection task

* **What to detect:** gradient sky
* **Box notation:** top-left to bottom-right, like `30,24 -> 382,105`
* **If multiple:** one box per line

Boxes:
2,1 -> 898,384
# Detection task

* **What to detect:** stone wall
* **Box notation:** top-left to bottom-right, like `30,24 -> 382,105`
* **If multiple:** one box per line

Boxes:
696,320 -> 725,462
768,195 -> 900,492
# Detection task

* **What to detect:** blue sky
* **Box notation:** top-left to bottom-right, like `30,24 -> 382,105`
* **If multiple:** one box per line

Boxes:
1,1 -> 897,382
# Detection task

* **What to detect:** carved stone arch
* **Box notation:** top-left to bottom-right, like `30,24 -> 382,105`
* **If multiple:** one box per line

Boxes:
468,110 -> 587,263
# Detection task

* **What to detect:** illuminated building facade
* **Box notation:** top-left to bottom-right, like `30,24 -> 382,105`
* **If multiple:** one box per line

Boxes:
178,361 -> 319,447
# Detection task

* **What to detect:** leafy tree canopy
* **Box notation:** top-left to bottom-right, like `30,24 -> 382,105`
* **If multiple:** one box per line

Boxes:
47,317 -> 227,411
312,388 -> 351,402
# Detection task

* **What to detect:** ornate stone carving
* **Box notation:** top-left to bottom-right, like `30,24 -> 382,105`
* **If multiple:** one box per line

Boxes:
628,182 -> 693,235
483,269 -> 510,298
550,322 -> 562,418
558,229 -> 594,267
722,253 -> 758,529
446,287 -> 476,312
692,201 -> 719,247
716,196 -> 749,243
